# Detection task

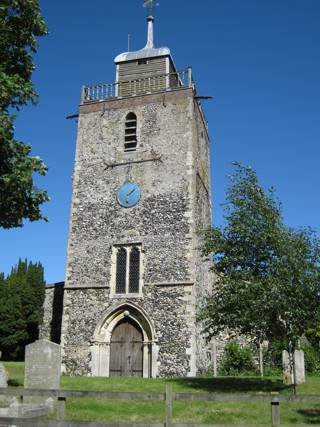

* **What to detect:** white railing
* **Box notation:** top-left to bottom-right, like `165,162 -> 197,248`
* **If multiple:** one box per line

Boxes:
81,68 -> 193,104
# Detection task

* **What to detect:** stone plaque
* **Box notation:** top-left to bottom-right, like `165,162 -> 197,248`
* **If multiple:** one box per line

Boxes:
0,362 -> 8,387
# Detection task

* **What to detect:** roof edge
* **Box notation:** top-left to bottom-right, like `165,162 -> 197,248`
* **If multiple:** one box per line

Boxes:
114,47 -> 171,63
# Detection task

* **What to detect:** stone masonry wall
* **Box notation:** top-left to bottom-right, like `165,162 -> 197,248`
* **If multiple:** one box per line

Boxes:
59,88 -> 212,377
62,285 -> 193,377
191,101 -> 214,373
40,283 -> 64,344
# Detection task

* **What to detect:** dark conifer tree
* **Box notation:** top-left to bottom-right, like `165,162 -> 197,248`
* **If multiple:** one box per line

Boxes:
0,259 -> 45,359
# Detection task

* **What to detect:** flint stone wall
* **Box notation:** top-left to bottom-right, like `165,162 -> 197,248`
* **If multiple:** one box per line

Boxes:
39,283 -> 64,344
61,286 -> 194,376
49,88 -> 213,377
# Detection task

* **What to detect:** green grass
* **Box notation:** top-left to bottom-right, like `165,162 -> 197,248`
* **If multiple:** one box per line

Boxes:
2,361 -> 24,387
3,362 -> 320,425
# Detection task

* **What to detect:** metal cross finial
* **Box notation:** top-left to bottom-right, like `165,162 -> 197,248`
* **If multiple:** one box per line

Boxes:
143,0 -> 159,16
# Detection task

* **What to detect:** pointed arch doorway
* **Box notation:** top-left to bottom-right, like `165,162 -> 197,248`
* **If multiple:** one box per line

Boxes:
109,318 -> 143,377
91,303 -> 157,378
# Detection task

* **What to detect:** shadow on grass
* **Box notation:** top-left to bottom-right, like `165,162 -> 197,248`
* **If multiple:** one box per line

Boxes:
297,409 -> 320,424
8,379 -> 22,387
172,377 -> 287,393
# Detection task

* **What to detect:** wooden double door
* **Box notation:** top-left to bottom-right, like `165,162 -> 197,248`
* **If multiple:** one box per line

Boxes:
109,318 -> 143,377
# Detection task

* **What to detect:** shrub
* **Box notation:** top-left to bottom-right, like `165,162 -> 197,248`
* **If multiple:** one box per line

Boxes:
263,340 -> 283,376
219,341 -> 257,376
302,344 -> 320,375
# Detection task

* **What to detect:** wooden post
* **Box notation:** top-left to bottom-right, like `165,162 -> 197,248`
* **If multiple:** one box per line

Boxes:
271,398 -> 280,426
187,67 -> 192,88
165,383 -> 173,427
259,343 -> 264,378
81,85 -> 86,104
212,339 -> 217,377
57,397 -> 66,421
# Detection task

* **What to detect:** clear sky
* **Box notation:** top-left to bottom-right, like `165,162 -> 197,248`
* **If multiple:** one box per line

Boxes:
1,0 -> 320,283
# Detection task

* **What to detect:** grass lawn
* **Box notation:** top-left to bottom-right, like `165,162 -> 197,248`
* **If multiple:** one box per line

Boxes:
3,362 -> 320,425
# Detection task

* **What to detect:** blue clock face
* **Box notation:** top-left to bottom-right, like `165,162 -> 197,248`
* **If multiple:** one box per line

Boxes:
117,182 -> 141,208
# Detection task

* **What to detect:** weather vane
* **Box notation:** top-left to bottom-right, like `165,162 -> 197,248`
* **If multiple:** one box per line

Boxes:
143,0 -> 159,17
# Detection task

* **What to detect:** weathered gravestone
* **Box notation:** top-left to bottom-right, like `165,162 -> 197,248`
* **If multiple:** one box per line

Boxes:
0,362 -> 8,387
282,349 -> 305,385
24,339 -> 61,407
282,350 -> 292,385
294,349 -> 305,384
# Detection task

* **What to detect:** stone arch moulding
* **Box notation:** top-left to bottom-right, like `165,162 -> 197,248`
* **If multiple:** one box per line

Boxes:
90,302 -> 158,378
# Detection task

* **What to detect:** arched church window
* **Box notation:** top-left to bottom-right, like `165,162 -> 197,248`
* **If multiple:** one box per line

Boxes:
124,113 -> 137,152
115,248 -> 127,294
129,247 -> 140,293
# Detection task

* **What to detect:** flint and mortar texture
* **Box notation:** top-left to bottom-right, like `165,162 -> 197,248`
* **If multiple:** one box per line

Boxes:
39,283 -> 64,344
42,88 -> 213,377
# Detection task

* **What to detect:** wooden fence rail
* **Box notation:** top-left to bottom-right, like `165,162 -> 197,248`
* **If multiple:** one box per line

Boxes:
0,385 -> 320,427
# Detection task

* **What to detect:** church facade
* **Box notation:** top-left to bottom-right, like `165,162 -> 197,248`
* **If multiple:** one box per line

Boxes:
41,10 -> 212,378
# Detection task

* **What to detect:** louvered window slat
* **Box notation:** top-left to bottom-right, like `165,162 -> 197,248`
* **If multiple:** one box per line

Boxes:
124,113 -> 137,151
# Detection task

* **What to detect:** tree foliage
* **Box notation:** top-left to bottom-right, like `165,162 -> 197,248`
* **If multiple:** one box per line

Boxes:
305,308 -> 320,348
199,162 -> 320,350
0,0 -> 49,228
0,259 -> 45,359
218,341 -> 256,376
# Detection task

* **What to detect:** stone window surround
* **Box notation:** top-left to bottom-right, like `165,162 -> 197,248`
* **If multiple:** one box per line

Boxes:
110,244 -> 144,298
124,112 -> 138,152
90,302 -> 158,378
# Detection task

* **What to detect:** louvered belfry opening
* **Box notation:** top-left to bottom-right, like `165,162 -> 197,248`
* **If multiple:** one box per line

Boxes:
124,113 -> 137,152
129,247 -> 140,293
116,248 -> 127,293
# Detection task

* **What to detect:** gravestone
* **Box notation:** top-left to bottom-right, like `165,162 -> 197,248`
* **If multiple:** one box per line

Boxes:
294,349 -> 305,384
0,362 -> 8,387
24,339 -> 61,406
282,349 -> 306,385
282,350 -> 292,385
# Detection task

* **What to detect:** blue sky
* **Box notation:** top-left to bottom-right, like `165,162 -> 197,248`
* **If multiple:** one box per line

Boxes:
1,0 -> 320,283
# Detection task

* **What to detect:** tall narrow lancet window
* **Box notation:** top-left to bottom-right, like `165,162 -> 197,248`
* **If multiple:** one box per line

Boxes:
112,245 -> 142,296
129,247 -> 140,293
115,248 -> 127,294
124,113 -> 137,152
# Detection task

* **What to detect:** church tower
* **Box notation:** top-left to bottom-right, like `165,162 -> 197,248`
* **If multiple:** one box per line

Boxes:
59,3 -> 212,377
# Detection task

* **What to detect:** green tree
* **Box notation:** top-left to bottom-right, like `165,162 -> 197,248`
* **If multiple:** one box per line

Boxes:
0,0 -> 49,229
305,308 -> 320,349
25,260 -> 45,342
0,275 -> 27,359
199,163 -> 320,353
0,259 -> 45,359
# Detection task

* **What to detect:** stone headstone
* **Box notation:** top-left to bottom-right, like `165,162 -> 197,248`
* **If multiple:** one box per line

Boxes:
294,349 -> 305,384
282,349 -> 306,385
0,362 -> 8,387
24,339 -> 61,406
282,350 -> 292,385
